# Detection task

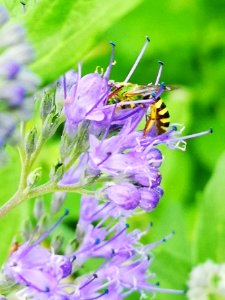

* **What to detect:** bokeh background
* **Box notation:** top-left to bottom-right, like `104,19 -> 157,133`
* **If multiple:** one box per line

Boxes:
1,0 -> 225,299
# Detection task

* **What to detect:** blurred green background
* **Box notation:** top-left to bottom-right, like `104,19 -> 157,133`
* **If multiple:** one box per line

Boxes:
1,0 -> 225,299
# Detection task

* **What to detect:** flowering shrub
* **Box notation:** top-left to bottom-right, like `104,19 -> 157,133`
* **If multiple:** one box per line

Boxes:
0,3 -> 215,300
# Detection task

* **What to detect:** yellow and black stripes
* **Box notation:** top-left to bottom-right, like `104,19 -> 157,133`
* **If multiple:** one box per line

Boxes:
144,98 -> 170,136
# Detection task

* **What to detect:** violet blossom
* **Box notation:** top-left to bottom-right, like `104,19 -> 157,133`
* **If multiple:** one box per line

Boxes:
0,5 -> 40,148
1,199 -> 184,299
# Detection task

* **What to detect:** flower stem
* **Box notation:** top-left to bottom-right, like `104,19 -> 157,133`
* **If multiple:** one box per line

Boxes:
0,181 -> 94,218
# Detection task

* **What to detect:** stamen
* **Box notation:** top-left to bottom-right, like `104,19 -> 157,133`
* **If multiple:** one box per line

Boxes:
148,286 -> 185,294
124,36 -> 150,83
153,82 -> 166,100
32,209 -> 69,247
97,152 -> 112,166
89,202 -> 110,220
82,289 -> 109,300
145,230 -> 175,251
155,61 -> 164,85
171,128 -> 213,142
106,97 -> 154,108
115,105 -> 145,121
79,273 -> 98,290
86,87 -> 111,116
63,75 -> 67,99
20,1 -> 26,13
104,42 -> 116,80
93,224 -> 129,251
71,63 -> 82,102
101,103 -> 117,141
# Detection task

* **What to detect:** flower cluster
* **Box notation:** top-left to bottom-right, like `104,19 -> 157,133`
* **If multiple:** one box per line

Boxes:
58,38 -> 211,216
0,16 -> 212,299
0,5 -> 39,149
2,198 -> 184,299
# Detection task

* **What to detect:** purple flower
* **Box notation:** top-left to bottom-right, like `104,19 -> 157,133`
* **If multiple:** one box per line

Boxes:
4,210 -> 74,299
0,5 -> 40,148
2,199 -> 184,299
104,183 -> 140,210
58,43 -> 116,134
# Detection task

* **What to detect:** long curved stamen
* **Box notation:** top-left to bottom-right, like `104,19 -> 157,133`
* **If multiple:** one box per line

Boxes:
106,97 -> 154,108
170,128 -> 213,142
63,75 -> 67,99
32,209 -> 69,247
147,286 -> 185,294
153,82 -> 166,100
86,87 -> 111,116
145,230 -> 175,251
93,224 -> 129,251
101,103 -> 117,141
82,289 -> 109,300
97,152 -> 112,166
71,63 -> 82,102
124,36 -> 150,83
79,273 -> 98,290
89,202 -> 110,220
104,42 -> 116,80
128,110 -> 147,133
155,61 -> 164,85
115,105 -> 145,121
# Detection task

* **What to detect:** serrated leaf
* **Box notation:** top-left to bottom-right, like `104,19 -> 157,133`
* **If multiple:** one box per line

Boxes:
194,151 -> 225,263
22,0 -> 143,84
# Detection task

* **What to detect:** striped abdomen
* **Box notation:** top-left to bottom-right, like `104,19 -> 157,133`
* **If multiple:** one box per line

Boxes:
143,98 -> 170,136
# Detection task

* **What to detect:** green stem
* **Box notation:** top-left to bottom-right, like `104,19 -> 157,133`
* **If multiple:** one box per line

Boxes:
0,181 -> 94,218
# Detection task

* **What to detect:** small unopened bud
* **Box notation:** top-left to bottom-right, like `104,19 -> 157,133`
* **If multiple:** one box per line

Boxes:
65,238 -> 79,255
51,192 -> 66,214
42,112 -> 62,139
59,130 -> 75,162
24,127 -> 37,157
40,90 -> 55,120
38,214 -> 49,235
33,198 -> 44,220
27,167 -> 41,187
50,162 -> 64,182
51,234 -> 64,253
21,219 -> 33,240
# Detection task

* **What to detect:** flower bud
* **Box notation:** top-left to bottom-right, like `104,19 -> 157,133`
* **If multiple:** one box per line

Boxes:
51,192 -> 66,214
24,127 -> 37,157
40,90 -> 55,120
27,167 -> 41,187
33,198 -> 44,220
51,234 -> 64,253
42,112 -> 61,139
50,162 -> 64,182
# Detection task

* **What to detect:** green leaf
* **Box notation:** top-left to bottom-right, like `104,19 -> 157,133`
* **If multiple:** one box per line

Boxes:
22,0 -> 143,84
150,248 -> 188,300
194,151 -> 225,263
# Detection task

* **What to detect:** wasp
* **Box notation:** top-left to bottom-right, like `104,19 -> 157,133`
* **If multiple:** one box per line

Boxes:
108,61 -> 174,136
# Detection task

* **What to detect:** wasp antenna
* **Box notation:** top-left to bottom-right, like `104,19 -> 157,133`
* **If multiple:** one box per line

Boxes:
124,37 -> 150,83
155,60 -> 164,85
